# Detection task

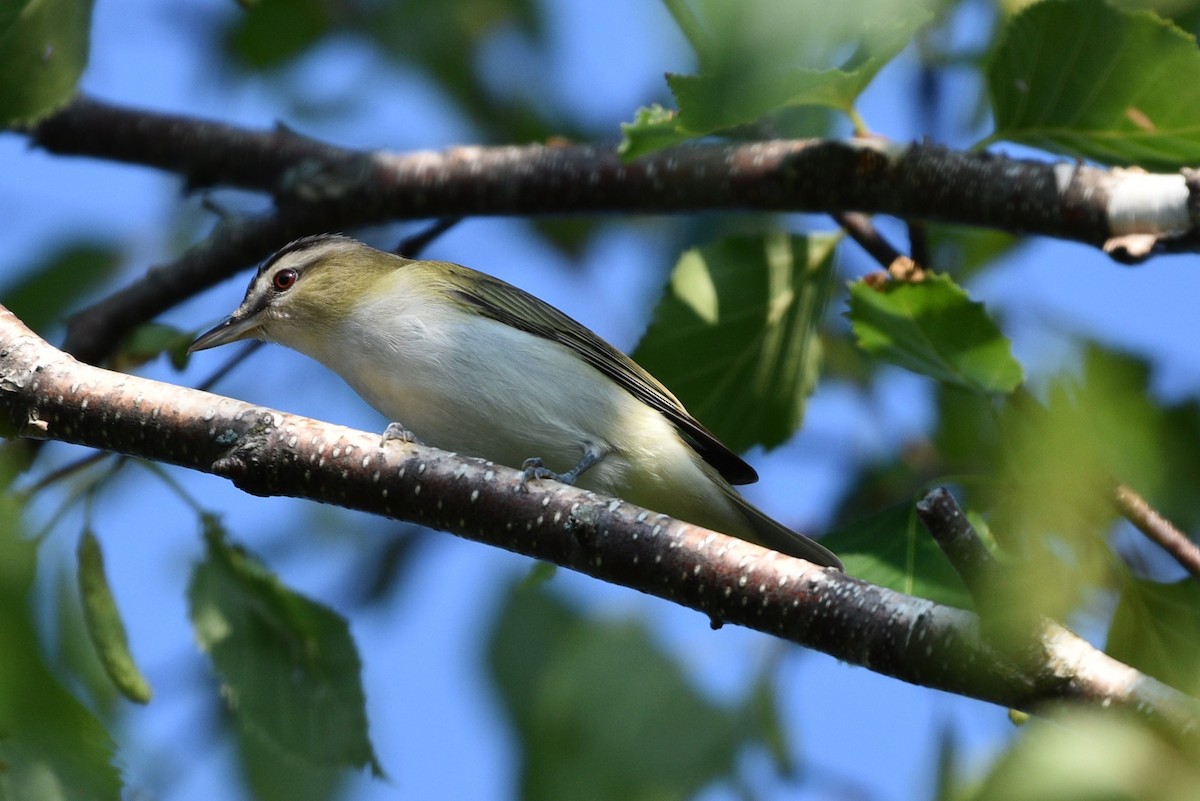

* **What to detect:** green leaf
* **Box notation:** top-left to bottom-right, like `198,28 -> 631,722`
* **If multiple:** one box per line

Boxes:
661,0 -> 935,135
1,241 -> 121,334
113,323 -> 195,371
924,224 -> 1023,282
668,67 -> 874,132
972,708 -> 1200,801
188,518 -> 382,776
237,726 -> 347,801
633,232 -> 837,453
0,0 -> 93,124
77,530 -> 152,704
988,0 -> 1200,169
820,502 -> 973,608
226,0 -> 332,69
487,582 -> 785,801
847,274 -> 1024,395
0,483 -> 121,801
618,104 -> 694,161
984,347 -> 1164,622
1107,578 -> 1200,696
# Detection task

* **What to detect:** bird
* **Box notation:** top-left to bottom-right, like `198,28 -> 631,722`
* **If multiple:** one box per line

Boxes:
189,234 -> 842,569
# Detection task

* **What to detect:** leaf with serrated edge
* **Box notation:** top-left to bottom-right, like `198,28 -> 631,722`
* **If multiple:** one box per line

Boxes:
188,521 -> 383,776
987,0 -> 1200,168
848,275 -> 1023,395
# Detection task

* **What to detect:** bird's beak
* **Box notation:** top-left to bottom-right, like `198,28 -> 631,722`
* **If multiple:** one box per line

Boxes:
188,311 -> 263,352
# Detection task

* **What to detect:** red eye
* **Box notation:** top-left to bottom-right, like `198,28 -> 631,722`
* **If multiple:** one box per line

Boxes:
272,268 -> 298,291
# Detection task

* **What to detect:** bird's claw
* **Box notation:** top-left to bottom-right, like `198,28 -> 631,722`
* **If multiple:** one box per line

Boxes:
381,422 -> 420,447
521,457 -> 569,491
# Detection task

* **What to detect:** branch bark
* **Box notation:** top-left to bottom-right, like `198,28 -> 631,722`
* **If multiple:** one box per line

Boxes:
19,95 -> 1200,370
22,96 -> 1200,253
2,304 -> 1197,731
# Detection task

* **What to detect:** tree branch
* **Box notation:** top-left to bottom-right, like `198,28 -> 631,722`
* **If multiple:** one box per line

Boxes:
26,96 -> 1200,370
916,487 -> 996,604
20,96 -> 1200,260
3,304 -> 1197,731
62,209 -> 328,366
1115,483 -> 1200,580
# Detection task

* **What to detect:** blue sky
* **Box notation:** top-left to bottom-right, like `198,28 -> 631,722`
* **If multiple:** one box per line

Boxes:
6,1 -> 1200,799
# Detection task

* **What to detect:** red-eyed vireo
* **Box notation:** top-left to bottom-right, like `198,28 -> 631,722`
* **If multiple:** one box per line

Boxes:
189,234 -> 842,569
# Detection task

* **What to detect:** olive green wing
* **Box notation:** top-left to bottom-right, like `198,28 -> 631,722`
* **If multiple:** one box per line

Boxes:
429,261 -> 758,485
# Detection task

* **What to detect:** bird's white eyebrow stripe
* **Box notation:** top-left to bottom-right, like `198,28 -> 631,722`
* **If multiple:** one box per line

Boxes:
254,234 -> 352,280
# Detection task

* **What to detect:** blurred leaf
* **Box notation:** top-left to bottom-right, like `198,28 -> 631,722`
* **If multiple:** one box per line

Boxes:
222,0 -> 565,142
828,439 -> 946,530
0,0 -> 93,124
54,563 -> 120,718
932,721 -> 962,801
1107,578 -> 1200,696
924,224 -> 1023,280
662,0 -> 937,135
988,0 -> 1200,169
932,384 -> 1003,474
188,518 -> 382,776
619,104 -> 695,161
342,525 -> 431,609
971,708 -> 1200,801
227,0 -> 332,69
749,673 -> 794,776
77,530 -> 152,704
1,241 -> 121,334
530,218 -> 607,260
237,725 -> 346,801
817,328 -> 875,388
821,502 -> 973,608
1154,399 -> 1200,532
985,348 -> 1164,622
634,232 -> 837,453
112,322 -> 195,371
847,273 -> 1024,395
358,0 -> 558,142
0,472 -> 121,801
487,582 -> 785,801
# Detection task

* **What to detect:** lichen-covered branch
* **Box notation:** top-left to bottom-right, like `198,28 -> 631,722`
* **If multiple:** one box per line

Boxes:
2,304 -> 1197,730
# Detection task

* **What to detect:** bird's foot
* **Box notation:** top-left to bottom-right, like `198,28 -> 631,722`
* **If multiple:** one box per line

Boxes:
520,446 -> 606,491
380,421 -> 421,447
520,457 -> 570,492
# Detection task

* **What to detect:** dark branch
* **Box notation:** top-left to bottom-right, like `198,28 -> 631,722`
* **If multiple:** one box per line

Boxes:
834,212 -> 906,268
25,96 -> 1200,369
916,487 -> 996,602
20,96 -> 1200,253
3,305 -> 1198,731
63,209 -> 329,366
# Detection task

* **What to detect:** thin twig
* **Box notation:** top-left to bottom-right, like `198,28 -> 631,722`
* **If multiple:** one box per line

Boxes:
834,212 -> 904,268
394,217 -> 462,258
1114,483 -> 1200,579
908,221 -> 930,269
20,450 -> 112,497
195,340 -> 265,392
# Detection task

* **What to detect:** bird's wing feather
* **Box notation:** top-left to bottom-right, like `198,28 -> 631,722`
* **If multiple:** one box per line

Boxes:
429,262 -> 758,485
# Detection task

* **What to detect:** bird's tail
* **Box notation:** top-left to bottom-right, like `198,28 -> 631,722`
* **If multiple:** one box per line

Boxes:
723,485 -> 843,570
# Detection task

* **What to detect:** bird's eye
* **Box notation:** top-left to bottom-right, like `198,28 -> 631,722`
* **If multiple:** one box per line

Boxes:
272,268 -> 299,292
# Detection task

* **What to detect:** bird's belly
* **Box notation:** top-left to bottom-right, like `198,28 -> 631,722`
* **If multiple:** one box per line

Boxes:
331,317 -> 640,477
